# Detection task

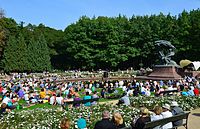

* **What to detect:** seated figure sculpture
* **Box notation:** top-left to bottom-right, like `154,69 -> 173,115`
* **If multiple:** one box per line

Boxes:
155,40 -> 178,66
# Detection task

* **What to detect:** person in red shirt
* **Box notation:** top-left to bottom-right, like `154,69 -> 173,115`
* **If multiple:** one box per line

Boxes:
0,85 -> 3,94
193,86 -> 199,96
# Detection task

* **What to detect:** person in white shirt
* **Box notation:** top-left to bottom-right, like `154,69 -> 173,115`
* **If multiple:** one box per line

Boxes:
50,94 -> 56,105
122,85 -> 127,92
167,85 -> 174,91
56,94 -> 64,105
24,92 -> 29,104
151,106 -> 163,129
84,88 -> 92,95
145,88 -> 151,96
141,86 -> 145,95
2,95 -> 11,105
161,104 -> 173,129
127,88 -> 133,97
115,81 -> 119,88
2,93 -> 15,110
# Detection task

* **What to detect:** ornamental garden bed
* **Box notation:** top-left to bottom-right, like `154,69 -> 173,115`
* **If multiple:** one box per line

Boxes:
1,96 -> 200,129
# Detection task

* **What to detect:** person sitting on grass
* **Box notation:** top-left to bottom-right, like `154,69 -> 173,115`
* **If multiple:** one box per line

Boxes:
56,93 -> 64,105
101,88 -> 106,98
117,93 -> 130,106
39,88 -> 46,99
49,93 -> 56,105
17,88 -> 24,99
2,92 -> 16,110
0,103 -> 10,116
64,94 -> 74,108
83,92 -> 92,107
29,91 -> 38,104
74,93 -> 81,107
193,86 -> 199,96
91,91 -> 99,106
24,91 -> 30,104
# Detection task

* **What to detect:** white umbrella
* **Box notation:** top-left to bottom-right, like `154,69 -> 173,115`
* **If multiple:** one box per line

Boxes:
192,61 -> 200,70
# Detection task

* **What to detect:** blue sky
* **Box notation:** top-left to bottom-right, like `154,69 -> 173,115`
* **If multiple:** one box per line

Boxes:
0,0 -> 200,30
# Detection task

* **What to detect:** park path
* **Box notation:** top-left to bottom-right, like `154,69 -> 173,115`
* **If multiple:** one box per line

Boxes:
179,108 -> 200,129
99,100 -> 200,129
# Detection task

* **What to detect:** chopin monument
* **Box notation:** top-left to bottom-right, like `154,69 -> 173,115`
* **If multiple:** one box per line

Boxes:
155,40 -> 178,66
136,40 -> 182,80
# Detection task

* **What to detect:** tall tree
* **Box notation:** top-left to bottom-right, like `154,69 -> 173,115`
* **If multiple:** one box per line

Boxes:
3,34 -> 28,72
27,34 -> 51,72
2,35 -> 17,72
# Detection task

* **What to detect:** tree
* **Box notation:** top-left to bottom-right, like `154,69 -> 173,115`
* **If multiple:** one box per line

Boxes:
3,34 -> 29,72
2,35 -> 17,72
27,34 -> 51,72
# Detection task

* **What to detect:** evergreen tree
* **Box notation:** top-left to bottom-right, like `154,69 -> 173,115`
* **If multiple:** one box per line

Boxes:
3,34 -> 28,72
2,35 -> 17,72
27,34 -> 51,72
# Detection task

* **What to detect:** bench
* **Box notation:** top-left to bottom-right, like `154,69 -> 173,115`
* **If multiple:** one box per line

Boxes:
144,112 -> 190,129
64,98 -> 99,106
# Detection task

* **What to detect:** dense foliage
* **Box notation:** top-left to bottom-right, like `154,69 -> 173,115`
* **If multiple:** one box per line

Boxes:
0,9 -> 200,72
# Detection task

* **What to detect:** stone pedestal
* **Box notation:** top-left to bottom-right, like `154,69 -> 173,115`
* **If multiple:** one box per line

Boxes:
135,65 -> 182,80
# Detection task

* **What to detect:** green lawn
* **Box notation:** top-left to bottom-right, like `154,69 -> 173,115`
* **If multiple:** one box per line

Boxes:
2,87 -> 124,111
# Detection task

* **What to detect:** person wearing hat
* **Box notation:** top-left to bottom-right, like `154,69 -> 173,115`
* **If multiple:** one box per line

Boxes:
171,101 -> 184,126
161,104 -> 173,129
94,110 -> 116,129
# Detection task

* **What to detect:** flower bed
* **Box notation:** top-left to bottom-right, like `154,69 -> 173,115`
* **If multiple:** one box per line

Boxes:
1,96 -> 200,129
130,96 -> 200,111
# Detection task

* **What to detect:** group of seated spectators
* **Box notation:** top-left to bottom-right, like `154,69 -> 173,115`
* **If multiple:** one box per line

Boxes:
59,100 -> 184,129
131,101 -> 184,129
0,74 -> 199,129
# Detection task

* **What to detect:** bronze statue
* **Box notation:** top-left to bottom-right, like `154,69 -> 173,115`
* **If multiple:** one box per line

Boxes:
155,40 -> 178,66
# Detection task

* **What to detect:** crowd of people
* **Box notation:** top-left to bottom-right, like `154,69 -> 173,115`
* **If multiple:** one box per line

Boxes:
0,73 -> 200,128
60,101 -> 184,129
